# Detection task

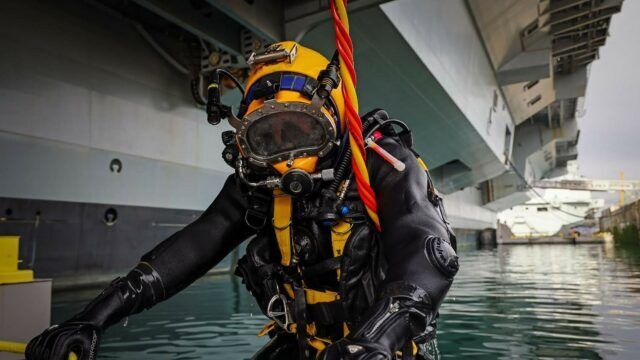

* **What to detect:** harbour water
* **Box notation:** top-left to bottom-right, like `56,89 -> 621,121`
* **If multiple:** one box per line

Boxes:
52,240 -> 640,359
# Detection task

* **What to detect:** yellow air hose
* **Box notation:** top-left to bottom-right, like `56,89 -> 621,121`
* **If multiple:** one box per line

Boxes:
0,340 -> 77,360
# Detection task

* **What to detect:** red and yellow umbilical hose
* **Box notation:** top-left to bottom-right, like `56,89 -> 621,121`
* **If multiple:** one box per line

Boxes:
330,0 -> 381,231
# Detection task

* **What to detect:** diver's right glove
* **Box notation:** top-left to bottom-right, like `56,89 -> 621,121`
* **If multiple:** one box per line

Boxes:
320,296 -> 432,360
25,263 -> 165,360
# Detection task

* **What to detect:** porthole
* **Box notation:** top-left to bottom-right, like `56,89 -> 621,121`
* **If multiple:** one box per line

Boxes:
104,208 -> 118,226
109,158 -> 123,173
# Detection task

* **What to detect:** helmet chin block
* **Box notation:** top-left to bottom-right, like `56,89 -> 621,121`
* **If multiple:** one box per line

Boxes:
281,169 -> 314,196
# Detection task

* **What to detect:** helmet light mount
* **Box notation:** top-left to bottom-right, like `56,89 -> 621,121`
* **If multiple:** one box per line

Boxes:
247,43 -> 298,68
206,69 -> 245,128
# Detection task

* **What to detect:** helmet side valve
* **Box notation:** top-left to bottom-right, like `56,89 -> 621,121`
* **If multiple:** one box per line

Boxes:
312,52 -> 341,108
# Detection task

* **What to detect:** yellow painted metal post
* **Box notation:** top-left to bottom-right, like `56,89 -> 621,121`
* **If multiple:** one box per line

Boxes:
620,171 -> 625,206
0,236 -> 34,284
0,237 -> 68,357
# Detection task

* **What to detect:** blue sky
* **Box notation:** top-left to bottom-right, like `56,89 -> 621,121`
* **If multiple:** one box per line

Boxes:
578,0 -> 640,181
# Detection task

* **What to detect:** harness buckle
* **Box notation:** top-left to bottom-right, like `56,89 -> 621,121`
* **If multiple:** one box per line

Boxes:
266,294 -> 294,333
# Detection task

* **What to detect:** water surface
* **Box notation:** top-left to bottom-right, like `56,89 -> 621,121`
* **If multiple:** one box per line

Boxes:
52,240 -> 640,359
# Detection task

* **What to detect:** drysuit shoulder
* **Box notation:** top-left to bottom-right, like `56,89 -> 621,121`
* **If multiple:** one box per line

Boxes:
364,113 -> 458,311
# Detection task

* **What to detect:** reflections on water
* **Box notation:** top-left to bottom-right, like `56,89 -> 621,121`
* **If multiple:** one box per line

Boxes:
438,241 -> 640,359
53,277 -> 268,359
52,240 -> 640,359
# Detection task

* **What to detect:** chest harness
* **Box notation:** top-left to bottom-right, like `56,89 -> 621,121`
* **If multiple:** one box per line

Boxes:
262,188 -> 356,356
250,132 -> 455,360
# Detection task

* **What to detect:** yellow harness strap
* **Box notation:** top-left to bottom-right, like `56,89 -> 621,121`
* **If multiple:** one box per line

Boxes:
308,336 -> 331,353
395,342 -> 419,357
331,221 -> 351,257
416,157 -> 428,171
258,320 -> 276,337
305,288 -> 339,304
284,284 -> 339,305
331,220 -> 351,279
273,189 -> 293,266
268,192 -> 356,347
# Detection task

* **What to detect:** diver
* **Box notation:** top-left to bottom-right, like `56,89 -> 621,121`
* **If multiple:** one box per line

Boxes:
26,42 -> 459,360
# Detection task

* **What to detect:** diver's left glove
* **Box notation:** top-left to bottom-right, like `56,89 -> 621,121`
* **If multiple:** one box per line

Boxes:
319,296 -> 432,360
25,322 -> 100,360
26,263 -> 165,360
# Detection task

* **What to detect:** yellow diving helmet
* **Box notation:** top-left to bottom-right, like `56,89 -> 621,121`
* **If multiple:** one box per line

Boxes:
234,41 -> 346,174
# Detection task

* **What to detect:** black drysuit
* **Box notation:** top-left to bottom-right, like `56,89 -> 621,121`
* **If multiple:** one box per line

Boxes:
26,115 -> 458,360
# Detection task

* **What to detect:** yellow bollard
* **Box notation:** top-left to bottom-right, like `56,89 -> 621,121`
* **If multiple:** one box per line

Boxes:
0,340 -> 77,360
1,238 -> 71,358
0,236 -> 34,284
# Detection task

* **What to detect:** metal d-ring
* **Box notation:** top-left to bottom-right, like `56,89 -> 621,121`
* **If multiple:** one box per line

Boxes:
245,211 -> 267,230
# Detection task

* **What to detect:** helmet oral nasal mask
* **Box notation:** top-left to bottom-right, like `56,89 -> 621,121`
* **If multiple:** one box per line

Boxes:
206,42 -> 342,196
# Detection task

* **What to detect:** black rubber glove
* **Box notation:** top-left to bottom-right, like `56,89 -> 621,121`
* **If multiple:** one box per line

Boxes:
26,263 -> 164,360
25,322 -> 100,360
26,174 -> 254,360
320,297 -> 431,360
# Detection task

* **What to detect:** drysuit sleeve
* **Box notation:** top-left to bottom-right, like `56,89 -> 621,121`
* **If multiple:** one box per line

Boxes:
368,135 -> 458,308
322,124 -> 459,359
26,174 -> 255,360
86,173 -> 255,328
136,173 -> 255,301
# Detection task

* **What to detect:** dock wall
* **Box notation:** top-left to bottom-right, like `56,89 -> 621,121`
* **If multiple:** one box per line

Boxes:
599,199 -> 640,242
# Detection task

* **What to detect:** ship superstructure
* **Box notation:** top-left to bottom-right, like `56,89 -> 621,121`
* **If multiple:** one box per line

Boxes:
0,0 -> 623,277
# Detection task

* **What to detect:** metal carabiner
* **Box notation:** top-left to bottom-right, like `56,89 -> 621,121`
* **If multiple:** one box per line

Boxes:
266,293 -> 293,333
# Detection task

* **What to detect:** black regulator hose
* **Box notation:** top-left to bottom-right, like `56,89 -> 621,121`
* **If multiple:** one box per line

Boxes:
317,113 -> 384,223
328,131 -> 352,194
